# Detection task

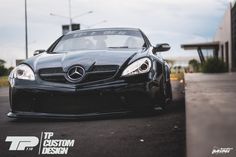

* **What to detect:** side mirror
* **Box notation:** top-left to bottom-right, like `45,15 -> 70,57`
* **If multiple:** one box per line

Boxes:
33,49 -> 45,56
153,43 -> 171,53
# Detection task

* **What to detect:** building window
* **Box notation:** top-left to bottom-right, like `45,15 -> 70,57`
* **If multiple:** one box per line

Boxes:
221,45 -> 224,61
225,42 -> 229,69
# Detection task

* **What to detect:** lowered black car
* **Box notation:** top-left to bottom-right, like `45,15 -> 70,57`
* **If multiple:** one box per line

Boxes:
8,28 -> 172,119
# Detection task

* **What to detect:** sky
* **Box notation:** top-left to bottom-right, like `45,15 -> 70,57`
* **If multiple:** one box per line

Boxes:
0,0 -> 232,67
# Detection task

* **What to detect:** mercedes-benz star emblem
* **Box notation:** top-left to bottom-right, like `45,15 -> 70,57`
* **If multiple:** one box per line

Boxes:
66,65 -> 85,83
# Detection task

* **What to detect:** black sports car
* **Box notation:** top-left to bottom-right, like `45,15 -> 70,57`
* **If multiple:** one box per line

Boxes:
8,28 -> 172,119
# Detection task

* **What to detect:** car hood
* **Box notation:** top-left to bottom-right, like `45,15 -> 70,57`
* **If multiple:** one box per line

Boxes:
27,49 -> 144,72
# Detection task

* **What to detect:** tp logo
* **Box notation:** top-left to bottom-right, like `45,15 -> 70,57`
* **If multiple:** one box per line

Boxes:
5,136 -> 39,151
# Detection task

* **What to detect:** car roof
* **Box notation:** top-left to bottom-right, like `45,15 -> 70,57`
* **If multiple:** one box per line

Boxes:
67,27 -> 141,35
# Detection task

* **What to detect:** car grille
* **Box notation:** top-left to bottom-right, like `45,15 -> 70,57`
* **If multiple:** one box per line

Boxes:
39,65 -> 119,84
90,65 -> 118,72
39,68 -> 66,83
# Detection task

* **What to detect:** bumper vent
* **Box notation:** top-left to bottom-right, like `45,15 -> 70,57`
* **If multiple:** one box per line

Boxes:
39,65 -> 119,84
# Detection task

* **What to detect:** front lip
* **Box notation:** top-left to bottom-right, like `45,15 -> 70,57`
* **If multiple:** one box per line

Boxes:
7,111 -> 131,119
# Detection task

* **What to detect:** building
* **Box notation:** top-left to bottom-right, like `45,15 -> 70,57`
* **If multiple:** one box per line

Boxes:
214,4 -> 232,71
231,1 -> 236,71
181,2 -> 236,72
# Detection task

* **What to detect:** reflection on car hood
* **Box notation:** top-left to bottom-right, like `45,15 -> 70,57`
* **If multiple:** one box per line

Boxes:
28,49 -> 143,72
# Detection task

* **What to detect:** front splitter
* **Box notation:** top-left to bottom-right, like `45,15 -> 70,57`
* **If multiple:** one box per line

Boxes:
7,111 -> 131,120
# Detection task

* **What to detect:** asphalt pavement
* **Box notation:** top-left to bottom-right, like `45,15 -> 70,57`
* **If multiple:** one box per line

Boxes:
0,81 -> 185,157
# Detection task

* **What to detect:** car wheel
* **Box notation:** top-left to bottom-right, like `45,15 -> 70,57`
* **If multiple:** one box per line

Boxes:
158,78 -> 172,110
166,80 -> 172,102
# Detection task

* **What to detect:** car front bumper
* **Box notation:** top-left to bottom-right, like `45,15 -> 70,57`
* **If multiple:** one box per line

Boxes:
8,77 -> 161,118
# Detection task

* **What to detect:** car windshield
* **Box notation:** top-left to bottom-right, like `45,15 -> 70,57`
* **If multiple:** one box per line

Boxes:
53,29 -> 146,53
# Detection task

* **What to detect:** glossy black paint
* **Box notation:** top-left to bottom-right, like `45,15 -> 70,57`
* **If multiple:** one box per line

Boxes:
8,28 -> 172,118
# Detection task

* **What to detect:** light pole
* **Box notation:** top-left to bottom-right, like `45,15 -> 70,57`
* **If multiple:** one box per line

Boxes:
24,0 -> 28,59
50,11 -> 93,26
50,0 -> 93,31
68,0 -> 72,31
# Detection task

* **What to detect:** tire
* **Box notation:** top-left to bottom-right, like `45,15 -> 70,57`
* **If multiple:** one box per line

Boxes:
157,76 -> 172,108
158,78 -> 167,109
166,80 -> 172,102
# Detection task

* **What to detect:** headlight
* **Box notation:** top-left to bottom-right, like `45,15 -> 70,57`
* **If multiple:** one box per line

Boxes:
122,58 -> 152,76
9,64 -> 35,81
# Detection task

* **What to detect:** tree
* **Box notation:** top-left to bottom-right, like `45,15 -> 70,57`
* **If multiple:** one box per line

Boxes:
188,59 -> 200,72
177,66 -> 182,73
202,57 -> 227,73
0,66 -> 8,76
0,59 -> 6,66
0,59 -> 8,76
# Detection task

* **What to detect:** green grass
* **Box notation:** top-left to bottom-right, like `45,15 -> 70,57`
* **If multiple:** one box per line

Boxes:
0,76 -> 8,87
170,72 -> 184,81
